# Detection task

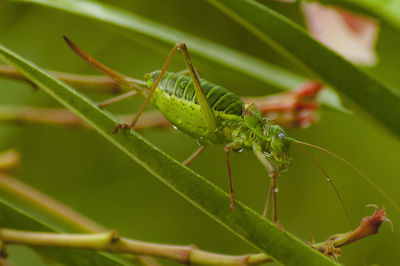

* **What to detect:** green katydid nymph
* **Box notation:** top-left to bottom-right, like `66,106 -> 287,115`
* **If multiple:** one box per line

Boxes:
64,37 -> 398,227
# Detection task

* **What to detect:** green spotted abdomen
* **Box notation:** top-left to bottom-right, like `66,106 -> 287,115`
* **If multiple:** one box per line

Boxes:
145,71 -> 244,144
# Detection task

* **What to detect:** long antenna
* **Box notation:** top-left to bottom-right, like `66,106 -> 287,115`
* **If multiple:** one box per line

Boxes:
291,138 -> 400,212
293,142 -> 353,227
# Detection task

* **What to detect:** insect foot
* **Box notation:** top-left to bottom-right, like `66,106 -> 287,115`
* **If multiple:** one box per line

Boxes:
275,221 -> 285,232
230,193 -> 237,211
113,123 -> 131,135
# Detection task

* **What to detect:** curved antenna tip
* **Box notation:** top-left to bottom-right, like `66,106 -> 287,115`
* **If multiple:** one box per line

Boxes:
62,35 -> 71,43
294,139 -> 400,212
293,141 -> 353,227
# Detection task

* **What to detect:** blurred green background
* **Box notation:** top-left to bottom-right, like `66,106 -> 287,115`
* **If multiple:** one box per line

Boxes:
0,0 -> 399,265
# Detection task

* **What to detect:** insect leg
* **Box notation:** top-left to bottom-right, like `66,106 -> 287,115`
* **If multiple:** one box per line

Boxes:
262,180 -> 273,217
182,146 -> 207,166
63,37 -> 145,112
270,172 -> 279,225
97,90 -> 139,109
86,42 -> 180,133
175,69 -> 190,76
176,43 -> 217,132
253,147 -> 282,228
225,144 -> 237,211
126,45 -> 181,130
128,43 -> 216,133
63,37 -> 143,93
176,67 -> 200,77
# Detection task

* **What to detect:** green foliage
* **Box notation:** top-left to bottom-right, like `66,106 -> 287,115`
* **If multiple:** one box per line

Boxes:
11,0 -> 347,113
208,0 -> 400,137
0,42 -> 338,266
0,0 -> 399,265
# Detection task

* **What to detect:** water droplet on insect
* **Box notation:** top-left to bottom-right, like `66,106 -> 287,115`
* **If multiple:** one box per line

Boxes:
172,125 -> 178,130
326,177 -> 330,182
274,188 -> 279,193
237,149 -> 243,153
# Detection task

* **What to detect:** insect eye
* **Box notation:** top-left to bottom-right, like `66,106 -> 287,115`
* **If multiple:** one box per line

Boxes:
278,133 -> 285,140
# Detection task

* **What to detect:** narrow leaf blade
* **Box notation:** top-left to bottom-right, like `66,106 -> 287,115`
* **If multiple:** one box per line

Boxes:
0,43 -> 339,266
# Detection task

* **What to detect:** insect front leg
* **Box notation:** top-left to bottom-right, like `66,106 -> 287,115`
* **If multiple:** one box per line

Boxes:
263,179 -> 273,217
270,172 -> 279,226
253,146 -> 283,229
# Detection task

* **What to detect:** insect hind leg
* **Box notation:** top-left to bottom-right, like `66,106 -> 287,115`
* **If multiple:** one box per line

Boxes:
63,37 -> 145,133
97,90 -> 139,109
116,42 -> 217,134
182,146 -> 207,166
64,39 -> 217,136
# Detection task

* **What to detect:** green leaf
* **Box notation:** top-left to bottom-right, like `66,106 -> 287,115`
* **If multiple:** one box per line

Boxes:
207,0 -> 400,137
0,43 -> 339,265
9,0 -> 348,113
0,198 -> 131,266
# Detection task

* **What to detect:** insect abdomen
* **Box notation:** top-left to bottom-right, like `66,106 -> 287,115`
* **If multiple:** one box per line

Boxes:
145,71 -> 244,144
147,71 -> 244,116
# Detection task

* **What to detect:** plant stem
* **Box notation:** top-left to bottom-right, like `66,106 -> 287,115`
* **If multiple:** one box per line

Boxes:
0,228 -> 270,265
0,205 -> 390,265
0,150 -> 20,172
0,80 -> 321,130
0,173 -> 104,233
0,64 -> 321,128
313,205 -> 392,259
0,173 -> 270,265
0,65 -> 146,94
0,106 -> 170,130
0,173 -> 159,266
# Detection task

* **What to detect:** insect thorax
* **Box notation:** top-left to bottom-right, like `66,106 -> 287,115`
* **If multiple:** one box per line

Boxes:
238,106 -> 293,175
